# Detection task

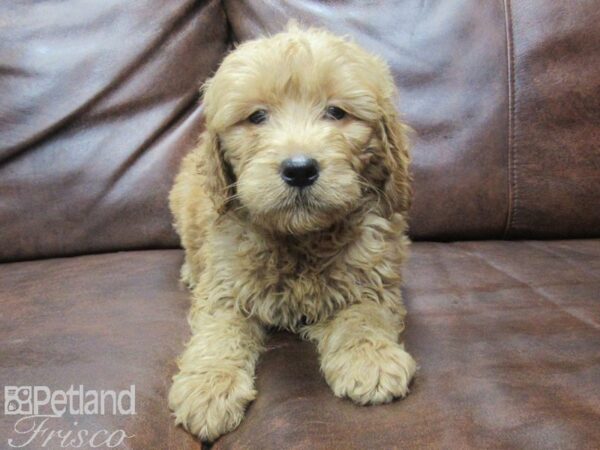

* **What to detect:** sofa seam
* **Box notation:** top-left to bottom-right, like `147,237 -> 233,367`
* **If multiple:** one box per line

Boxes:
502,0 -> 517,238
220,0 -> 238,49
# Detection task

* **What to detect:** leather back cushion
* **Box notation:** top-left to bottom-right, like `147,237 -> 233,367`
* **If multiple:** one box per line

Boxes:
0,0 -> 228,261
1,1 -> 599,261
225,0 -> 600,240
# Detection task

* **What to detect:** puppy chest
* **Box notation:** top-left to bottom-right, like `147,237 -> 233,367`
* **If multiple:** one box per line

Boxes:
228,220 -> 405,328
232,254 -> 369,329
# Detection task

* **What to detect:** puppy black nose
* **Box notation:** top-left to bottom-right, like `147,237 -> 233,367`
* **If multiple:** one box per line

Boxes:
280,155 -> 319,187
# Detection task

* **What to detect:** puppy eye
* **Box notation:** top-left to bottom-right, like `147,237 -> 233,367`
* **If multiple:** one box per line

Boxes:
248,109 -> 268,125
324,106 -> 347,120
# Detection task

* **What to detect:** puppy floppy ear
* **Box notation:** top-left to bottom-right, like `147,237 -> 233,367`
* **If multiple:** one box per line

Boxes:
199,130 -> 235,215
378,99 -> 412,214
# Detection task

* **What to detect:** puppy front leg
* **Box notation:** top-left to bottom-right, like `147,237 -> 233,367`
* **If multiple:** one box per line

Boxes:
168,306 -> 264,442
304,302 -> 417,405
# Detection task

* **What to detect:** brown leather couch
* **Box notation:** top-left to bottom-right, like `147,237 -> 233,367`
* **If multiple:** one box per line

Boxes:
1,1 -> 599,449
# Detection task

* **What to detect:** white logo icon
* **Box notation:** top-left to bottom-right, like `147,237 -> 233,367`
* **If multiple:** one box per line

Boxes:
4,386 -> 33,415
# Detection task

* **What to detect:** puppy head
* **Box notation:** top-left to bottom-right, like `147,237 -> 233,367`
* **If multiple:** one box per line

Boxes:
200,25 -> 410,234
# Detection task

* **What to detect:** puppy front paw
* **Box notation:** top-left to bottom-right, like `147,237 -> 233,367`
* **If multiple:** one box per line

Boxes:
168,366 -> 255,442
323,341 -> 416,405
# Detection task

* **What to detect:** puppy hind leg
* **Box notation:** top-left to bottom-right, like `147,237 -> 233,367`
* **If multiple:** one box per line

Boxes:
179,259 -> 196,289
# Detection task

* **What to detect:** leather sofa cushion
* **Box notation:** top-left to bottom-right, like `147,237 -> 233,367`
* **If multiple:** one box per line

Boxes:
217,240 -> 600,449
504,0 -> 600,238
0,0 -> 228,262
0,250 -> 200,450
225,0 -> 600,240
1,241 -> 599,449
225,0 -> 510,241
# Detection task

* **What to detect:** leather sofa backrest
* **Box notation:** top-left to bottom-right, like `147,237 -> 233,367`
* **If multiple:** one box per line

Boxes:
1,0 -> 599,261
225,0 -> 600,240
0,0 -> 228,261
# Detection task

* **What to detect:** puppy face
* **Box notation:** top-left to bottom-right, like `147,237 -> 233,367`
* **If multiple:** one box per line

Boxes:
201,27 -> 410,234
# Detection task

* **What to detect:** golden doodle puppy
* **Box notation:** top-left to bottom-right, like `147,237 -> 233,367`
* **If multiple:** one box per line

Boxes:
168,25 -> 417,441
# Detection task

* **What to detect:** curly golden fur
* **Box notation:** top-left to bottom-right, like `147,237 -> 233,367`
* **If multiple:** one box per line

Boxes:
168,25 -> 417,442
